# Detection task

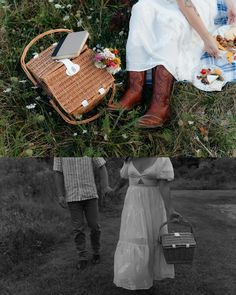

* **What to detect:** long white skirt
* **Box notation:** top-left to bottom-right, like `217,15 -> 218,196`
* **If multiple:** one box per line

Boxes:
113,185 -> 174,290
126,0 -> 218,81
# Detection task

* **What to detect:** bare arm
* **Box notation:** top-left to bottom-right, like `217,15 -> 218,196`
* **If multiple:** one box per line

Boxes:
98,165 -> 112,195
159,180 -> 180,220
159,180 -> 173,216
176,0 -> 220,57
54,171 -> 67,208
225,0 -> 235,8
225,0 -> 236,24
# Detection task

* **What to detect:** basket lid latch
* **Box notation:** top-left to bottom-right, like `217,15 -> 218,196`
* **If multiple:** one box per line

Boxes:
81,100 -> 89,108
98,87 -> 105,95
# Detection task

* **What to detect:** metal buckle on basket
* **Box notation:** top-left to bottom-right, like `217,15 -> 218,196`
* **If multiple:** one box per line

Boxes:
174,232 -> 180,237
172,244 -> 176,248
186,243 -> 190,248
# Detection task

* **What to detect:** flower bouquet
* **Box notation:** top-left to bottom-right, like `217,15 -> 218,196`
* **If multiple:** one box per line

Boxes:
93,46 -> 121,75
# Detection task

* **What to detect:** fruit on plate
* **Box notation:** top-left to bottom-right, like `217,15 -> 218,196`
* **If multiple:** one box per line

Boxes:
212,68 -> 222,76
226,51 -> 234,63
215,33 -> 236,63
215,34 -> 236,51
197,68 -> 224,85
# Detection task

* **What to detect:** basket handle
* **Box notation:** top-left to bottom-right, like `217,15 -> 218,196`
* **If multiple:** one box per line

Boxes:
49,99 -> 101,125
49,82 -> 116,125
159,218 -> 194,235
158,218 -> 194,244
108,81 -> 119,107
107,81 -> 116,106
20,28 -> 73,85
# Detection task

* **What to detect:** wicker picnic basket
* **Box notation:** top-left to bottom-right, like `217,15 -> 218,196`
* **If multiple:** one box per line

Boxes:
21,29 -> 116,125
159,219 -> 197,264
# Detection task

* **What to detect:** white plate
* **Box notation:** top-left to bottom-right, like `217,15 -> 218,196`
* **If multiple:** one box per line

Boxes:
193,64 -> 226,92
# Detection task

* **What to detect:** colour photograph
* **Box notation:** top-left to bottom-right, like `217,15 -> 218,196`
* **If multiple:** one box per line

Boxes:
0,0 -> 236,156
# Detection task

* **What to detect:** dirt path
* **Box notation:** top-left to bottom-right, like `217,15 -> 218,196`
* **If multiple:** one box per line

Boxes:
1,191 -> 236,295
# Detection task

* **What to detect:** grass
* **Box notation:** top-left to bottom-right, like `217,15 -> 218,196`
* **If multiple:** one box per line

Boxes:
0,188 -> 236,295
0,159 -> 71,277
1,0 -> 236,157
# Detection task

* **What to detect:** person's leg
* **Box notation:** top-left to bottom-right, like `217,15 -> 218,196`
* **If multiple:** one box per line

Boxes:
68,201 -> 88,269
108,1 -> 152,112
108,71 -> 146,111
84,198 -> 101,263
137,65 -> 175,128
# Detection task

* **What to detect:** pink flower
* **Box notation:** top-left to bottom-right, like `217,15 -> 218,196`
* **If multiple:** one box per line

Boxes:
94,54 -> 103,62
106,60 -> 116,67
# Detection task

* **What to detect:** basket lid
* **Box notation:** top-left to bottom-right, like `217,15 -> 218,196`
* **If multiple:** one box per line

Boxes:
161,232 -> 196,248
42,48 -> 114,115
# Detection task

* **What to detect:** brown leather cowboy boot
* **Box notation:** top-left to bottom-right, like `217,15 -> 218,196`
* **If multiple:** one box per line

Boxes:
108,71 -> 146,111
137,65 -> 174,128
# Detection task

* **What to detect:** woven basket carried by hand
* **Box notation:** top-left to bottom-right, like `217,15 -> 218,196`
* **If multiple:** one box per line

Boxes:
21,29 -> 116,125
159,219 -> 197,264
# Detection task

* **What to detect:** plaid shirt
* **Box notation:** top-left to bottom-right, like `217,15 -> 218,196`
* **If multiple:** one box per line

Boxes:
53,157 -> 106,202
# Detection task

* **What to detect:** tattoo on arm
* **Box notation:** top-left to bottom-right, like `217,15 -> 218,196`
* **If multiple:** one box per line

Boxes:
184,0 -> 200,16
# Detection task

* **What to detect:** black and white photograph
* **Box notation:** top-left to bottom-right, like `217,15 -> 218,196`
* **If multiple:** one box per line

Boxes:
0,157 -> 235,295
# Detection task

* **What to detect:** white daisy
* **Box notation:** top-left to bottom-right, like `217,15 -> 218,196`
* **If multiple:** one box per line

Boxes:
54,3 -> 62,9
3,88 -> 12,93
63,15 -> 70,21
26,103 -> 37,110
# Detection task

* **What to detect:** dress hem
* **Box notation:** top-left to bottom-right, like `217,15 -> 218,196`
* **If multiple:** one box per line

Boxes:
114,274 -> 175,290
126,62 -> 180,81
113,281 -> 153,291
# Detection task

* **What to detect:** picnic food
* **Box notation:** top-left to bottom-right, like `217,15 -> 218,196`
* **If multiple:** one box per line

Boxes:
215,27 -> 236,63
197,68 -> 224,85
216,34 -> 236,50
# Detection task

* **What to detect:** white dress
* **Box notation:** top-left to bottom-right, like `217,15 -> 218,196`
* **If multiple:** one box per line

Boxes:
126,0 -> 218,81
114,158 -> 175,290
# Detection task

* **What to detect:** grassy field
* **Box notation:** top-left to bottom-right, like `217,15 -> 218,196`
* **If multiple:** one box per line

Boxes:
0,0 -> 236,157
0,189 -> 236,295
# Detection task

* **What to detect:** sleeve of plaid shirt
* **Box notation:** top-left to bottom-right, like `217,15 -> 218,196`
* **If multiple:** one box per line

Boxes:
93,157 -> 106,168
53,157 -> 63,172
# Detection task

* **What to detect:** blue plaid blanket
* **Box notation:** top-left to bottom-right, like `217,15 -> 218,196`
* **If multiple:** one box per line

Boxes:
147,0 -> 236,86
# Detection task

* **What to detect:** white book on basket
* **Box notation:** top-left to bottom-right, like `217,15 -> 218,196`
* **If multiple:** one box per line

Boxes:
51,31 -> 89,60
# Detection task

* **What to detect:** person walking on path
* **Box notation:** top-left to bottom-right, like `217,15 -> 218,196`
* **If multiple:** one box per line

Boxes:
53,157 -> 112,270
114,157 -> 180,290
